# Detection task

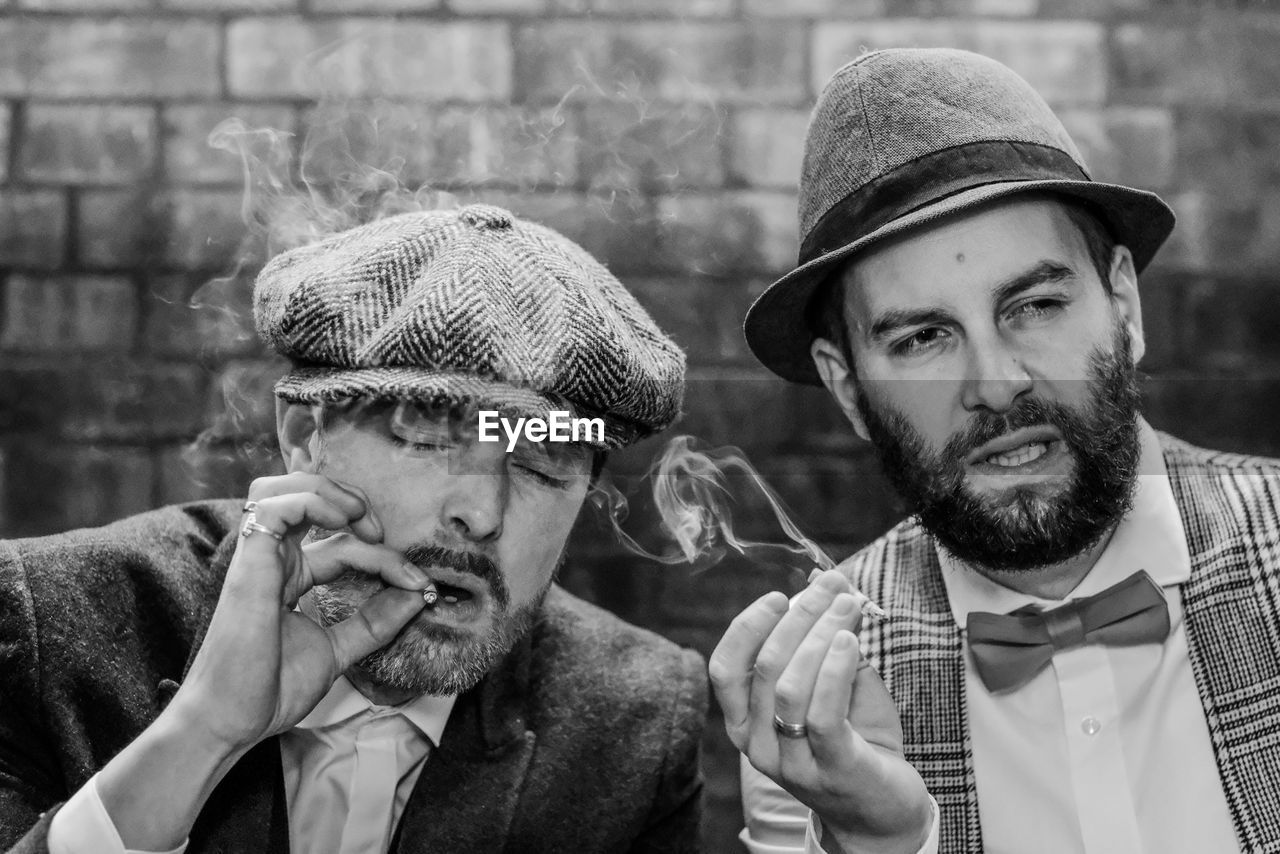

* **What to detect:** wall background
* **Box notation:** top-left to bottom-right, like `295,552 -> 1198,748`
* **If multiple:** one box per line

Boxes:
3,1 -> 1280,849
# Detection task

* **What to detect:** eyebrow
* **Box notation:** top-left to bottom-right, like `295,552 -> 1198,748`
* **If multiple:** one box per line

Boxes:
866,259 -> 1078,343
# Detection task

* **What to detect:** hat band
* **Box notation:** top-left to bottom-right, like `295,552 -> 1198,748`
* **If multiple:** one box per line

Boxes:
799,140 -> 1089,266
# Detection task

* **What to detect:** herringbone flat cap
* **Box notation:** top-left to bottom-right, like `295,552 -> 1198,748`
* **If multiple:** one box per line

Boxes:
254,204 -> 685,448
745,47 -> 1177,385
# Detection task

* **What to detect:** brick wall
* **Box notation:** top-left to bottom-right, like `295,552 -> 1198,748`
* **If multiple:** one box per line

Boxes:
3,3 -> 1280,849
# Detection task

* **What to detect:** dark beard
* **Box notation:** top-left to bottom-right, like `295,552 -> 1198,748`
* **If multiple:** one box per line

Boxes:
856,323 -> 1142,572
309,543 -> 545,696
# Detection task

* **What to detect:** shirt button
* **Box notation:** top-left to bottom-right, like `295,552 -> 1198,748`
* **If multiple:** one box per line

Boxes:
1080,716 -> 1102,736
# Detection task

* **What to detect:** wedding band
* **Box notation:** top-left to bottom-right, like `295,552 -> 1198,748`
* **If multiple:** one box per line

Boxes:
240,512 -> 284,541
242,500 -> 259,513
773,714 -> 809,739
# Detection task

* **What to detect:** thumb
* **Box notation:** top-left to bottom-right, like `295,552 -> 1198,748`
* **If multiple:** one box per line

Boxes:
326,587 -> 426,672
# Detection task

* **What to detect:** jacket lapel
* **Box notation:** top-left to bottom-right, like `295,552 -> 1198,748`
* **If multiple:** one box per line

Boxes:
390,630 -> 536,854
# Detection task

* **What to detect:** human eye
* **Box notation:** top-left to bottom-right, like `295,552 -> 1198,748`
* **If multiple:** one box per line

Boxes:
1007,296 -> 1066,323
510,443 -> 585,491
891,326 -> 949,357
388,402 -> 455,453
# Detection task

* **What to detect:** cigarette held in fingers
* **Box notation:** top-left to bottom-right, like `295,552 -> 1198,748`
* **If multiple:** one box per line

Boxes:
803,567 -> 887,620
422,582 -> 439,607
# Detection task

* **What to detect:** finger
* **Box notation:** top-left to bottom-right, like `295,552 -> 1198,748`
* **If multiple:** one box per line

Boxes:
225,493 -> 367,605
326,586 -> 426,671
301,534 -> 432,592
246,473 -> 382,543
806,629 -> 863,769
709,591 -> 789,738
745,571 -> 851,749
775,593 -> 862,764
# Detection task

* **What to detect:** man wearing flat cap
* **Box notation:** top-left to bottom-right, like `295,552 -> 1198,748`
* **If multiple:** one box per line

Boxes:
0,204 -> 705,853
711,48 -> 1280,854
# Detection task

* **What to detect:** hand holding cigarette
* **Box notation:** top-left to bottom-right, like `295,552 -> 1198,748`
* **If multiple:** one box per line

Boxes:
95,473 -> 431,851
709,569 -> 931,854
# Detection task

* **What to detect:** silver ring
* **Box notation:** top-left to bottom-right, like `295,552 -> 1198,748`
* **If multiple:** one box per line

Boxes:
773,714 -> 808,739
240,512 -> 284,541
243,500 -> 259,513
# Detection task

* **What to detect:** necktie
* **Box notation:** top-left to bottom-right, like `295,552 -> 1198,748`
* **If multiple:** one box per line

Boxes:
966,570 -> 1171,693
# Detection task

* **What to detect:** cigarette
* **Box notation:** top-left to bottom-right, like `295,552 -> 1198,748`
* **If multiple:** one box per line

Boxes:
803,567 -> 887,621
422,582 -> 439,607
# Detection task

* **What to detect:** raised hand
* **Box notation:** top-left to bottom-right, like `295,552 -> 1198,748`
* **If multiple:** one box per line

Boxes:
710,570 -> 932,854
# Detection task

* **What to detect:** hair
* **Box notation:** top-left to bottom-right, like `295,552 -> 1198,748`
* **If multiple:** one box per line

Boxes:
807,194 -> 1119,368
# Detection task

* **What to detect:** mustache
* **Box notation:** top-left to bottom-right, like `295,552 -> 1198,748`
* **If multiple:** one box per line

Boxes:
942,396 -> 1076,462
404,543 -> 509,609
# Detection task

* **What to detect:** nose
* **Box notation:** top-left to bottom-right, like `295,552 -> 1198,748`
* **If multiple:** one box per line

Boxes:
960,331 -> 1033,414
440,449 -> 506,544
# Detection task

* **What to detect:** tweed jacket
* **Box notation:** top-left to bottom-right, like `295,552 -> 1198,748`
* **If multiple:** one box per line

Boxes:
841,433 -> 1280,853
0,501 -> 707,854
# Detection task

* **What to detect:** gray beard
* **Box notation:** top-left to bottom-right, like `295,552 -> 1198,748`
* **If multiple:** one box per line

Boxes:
308,583 -> 546,697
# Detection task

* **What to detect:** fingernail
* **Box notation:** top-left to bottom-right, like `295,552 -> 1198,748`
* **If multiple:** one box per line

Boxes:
762,591 -> 789,613
405,563 -> 428,583
807,568 -> 822,584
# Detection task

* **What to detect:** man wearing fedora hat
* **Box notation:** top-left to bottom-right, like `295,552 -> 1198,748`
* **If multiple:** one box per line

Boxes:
711,48 -> 1280,853
0,205 -> 706,853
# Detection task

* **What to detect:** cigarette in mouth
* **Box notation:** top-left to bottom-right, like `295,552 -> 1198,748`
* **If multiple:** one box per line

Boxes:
422,582 -> 439,607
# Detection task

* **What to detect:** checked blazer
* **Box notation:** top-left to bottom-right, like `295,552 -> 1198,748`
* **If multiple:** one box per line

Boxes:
843,434 -> 1280,853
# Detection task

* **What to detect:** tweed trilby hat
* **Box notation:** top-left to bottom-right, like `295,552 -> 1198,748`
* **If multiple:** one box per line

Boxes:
254,204 -> 685,449
744,47 -> 1177,385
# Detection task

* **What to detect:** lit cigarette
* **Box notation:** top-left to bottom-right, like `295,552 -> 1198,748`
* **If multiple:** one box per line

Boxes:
802,568 -> 887,621
422,582 -> 439,607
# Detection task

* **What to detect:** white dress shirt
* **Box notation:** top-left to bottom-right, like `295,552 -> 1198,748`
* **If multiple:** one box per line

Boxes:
741,421 -> 1240,854
49,676 -> 456,854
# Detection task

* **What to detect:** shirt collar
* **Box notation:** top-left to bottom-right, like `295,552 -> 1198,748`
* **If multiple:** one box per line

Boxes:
938,418 -> 1190,626
295,675 -> 457,748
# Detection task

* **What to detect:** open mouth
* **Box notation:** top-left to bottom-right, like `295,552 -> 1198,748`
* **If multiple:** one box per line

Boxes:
430,580 -> 474,606
966,427 -> 1068,475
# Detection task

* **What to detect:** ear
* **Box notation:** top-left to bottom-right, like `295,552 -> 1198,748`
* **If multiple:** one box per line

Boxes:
810,337 -> 870,442
1106,245 -> 1145,364
276,399 -> 321,473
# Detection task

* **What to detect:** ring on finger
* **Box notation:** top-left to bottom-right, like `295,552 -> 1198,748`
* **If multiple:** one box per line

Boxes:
240,512 -> 284,541
773,714 -> 809,739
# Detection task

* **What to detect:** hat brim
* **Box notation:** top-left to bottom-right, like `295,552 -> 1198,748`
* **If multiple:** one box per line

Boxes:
744,179 -> 1176,386
275,366 -> 645,449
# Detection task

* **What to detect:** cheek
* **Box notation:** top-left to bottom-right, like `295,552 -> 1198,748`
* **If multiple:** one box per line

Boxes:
863,375 -> 963,453
498,487 -> 587,603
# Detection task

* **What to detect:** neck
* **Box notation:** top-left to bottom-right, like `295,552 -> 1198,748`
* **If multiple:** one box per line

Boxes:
970,525 -> 1118,600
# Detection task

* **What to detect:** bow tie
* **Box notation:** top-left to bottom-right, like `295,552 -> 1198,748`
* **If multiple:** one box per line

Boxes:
965,570 -> 1171,693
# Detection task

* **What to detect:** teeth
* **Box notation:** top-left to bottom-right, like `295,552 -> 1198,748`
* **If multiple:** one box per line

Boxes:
985,442 -> 1048,467
443,594 -> 459,604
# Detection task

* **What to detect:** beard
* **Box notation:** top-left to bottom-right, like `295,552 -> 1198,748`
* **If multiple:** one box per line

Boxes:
308,543 -> 549,697
856,320 -> 1142,572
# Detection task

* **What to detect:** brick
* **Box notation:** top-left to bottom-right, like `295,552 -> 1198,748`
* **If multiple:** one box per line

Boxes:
164,104 -> 298,185
1145,375 -> 1280,458
624,277 -> 759,365
741,0 -> 883,15
514,21 -> 807,103
656,191 -> 797,276
145,273 -> 262,359
163,0 -> 295,9
0,106 -> 9,183
19,104 -> 156,185
302,101 -> 578,190
1057,107 -> 1174,189
885,0 -> 1040,11
1,274 -> 138,352
163,190 -> 248,269
812,20 -> 1107,105
1113,20 -> 1280,106
0,19 -> 220,98
78,189 -> 165,268
729,107 -> 806,190
0,190 -> 66,269
18,0 -> 151,8
579,102 -> 726,192
204,358 -> 289,441
1162,189 -> 1280,273
469,189 -> 661,274
1,440 -> 154,536
1127,268 -> 1182,372
311,0 -> 438,8
1175,110 -> 1280,205
590,0 -> 733,16
449,0 -> 547,10
228,19 -> 512,100
71,360 -> 208,441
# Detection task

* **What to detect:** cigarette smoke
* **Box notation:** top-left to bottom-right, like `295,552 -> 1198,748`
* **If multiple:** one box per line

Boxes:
593,435 -> 836,577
